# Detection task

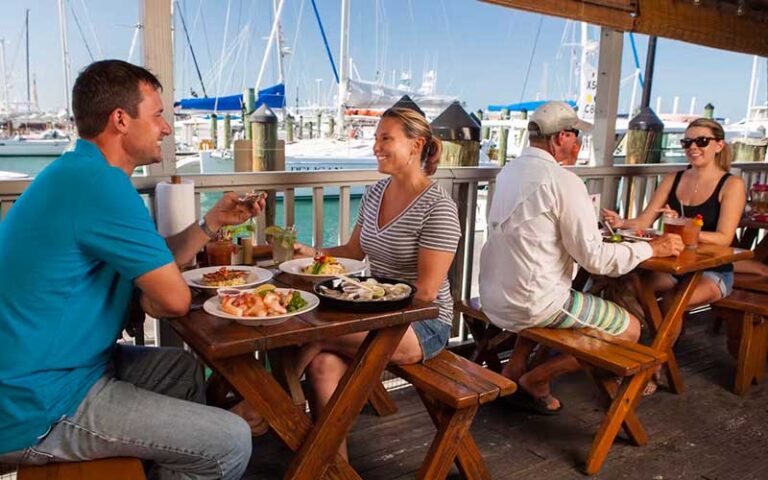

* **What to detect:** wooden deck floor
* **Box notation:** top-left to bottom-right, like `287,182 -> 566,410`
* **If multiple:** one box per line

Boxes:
243,311 -> 768,479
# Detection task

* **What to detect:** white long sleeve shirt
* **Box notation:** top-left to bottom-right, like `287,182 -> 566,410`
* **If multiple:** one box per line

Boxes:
478,147 -> 653,332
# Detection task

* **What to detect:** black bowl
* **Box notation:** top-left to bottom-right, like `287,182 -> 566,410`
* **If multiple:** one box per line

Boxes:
313,276 -> 417,313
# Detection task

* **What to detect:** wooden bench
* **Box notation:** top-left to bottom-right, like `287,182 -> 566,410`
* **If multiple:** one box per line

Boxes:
519,327 -> 667,475
389,349 -> 517,479
733,272 -> 768,294
17,458 -> 145,480
455,298 -> 515,371
712,289 -> 768,395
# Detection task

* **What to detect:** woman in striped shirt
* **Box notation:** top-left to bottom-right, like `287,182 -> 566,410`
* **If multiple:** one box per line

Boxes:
294,107 -> 461,458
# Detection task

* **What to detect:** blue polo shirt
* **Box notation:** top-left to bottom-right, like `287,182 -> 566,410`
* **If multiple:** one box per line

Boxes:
0,140 -> 174,454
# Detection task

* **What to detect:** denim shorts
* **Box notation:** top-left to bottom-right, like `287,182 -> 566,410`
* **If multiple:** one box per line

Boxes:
412,318 -> 450,361
674,270 -> 734,298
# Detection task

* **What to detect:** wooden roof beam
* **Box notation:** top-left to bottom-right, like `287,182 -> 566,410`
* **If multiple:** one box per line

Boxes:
481,0 -> 768,57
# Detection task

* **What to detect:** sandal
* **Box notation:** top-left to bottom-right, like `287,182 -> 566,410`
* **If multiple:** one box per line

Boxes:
642,371 -> 662,397
504,390 -> 563,416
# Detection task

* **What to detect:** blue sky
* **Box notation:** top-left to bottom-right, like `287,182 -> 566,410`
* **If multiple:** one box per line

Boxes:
0,0 -> 764,123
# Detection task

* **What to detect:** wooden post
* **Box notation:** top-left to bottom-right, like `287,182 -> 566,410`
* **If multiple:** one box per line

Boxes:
251,104 -> 278,228
243,88 -> 255,140
478,110 -> 489,140
286,115 -> 294,143
142,0 -> 176,177
210,114 -> 218,149
328,115 -> 335,137
316,112 -> 322,138
298,115 -> 303,139
498,127 -> 509,165
704,103 -> 715,119
593,28 -> 623,210
223,114 -> 232,148
308,121 -> 313,140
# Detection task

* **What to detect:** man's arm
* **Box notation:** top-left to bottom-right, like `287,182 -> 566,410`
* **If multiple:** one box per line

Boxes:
165,192 -> 266,265
134,262 -> 191,318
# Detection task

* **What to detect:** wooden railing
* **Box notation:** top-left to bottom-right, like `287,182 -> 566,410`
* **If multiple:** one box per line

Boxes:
2,162 -> 767,341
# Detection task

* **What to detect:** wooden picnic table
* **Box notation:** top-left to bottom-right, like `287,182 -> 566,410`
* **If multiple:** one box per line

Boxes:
737,217 -> 768,263
633,244 -> 753,394
168,272 -> 438,480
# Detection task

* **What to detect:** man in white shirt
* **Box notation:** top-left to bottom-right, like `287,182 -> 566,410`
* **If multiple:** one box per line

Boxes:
479,101 -> 683,414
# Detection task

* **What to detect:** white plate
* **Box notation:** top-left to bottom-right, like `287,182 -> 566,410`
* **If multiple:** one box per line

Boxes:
182,265 -> 273,290
202,288 -> 319,326
617,228 -> 661,242
278,257 -> 367,280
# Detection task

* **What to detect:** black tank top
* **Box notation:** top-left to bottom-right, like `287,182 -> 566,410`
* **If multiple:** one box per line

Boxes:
668,168 -> 732,273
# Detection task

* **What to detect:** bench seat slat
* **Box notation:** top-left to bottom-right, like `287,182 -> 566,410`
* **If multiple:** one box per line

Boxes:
733,273 -> 768,295
715,289 -> 768,317
521,328 -> 666,376
429,350 -> 517,397
390,362 -> 479,409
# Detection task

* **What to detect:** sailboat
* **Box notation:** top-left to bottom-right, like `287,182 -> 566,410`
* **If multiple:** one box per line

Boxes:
0,7 -> 72,158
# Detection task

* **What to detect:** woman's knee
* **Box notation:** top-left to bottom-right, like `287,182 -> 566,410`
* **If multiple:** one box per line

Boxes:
306,352 -> 347,382
208,410 -> 252,480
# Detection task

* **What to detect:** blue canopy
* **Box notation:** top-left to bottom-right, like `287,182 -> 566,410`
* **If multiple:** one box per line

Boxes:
487,99 -> 576,113
175,83 -> 285,112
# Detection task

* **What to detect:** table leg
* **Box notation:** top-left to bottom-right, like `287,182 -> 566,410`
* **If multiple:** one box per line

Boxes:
270,347 -> 307,407
211,354 -> 361,479
284,324 -> 409,480
634,273 -> 700,394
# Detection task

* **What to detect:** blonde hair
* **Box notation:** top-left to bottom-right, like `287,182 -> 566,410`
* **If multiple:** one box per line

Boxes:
687,117 -> 733,171
381,107 -> 442,175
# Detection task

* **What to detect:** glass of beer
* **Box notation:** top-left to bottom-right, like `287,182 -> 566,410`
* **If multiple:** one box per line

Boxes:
663,217 -> 687,237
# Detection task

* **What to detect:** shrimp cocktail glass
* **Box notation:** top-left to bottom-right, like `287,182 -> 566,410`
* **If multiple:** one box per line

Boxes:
266,225 -> 297,264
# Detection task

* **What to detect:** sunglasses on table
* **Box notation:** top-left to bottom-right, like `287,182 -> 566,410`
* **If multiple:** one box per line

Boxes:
680,136 -> 721,149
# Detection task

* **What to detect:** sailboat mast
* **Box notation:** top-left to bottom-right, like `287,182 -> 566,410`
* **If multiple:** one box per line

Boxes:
336,0 -> 350,137
57,0 -> 72,119
25,9 -> 30,114
273,0 -> 285,85
0,39 -> 8,113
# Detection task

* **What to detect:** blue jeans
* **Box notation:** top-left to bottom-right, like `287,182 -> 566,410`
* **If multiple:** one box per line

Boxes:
412,319 -> 450,361
0,345 -> 251,480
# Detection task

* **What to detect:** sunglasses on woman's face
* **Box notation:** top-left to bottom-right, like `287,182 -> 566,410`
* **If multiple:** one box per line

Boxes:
680,136 -> 720,149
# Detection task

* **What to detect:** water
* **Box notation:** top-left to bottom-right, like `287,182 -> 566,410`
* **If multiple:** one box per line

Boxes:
3,155 -> 363,247
0,156 -> 55,176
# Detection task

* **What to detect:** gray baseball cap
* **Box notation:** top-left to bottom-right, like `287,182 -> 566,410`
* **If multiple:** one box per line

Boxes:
528,101 -> 593,135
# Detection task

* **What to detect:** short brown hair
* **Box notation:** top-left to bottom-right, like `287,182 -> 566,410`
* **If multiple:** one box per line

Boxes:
72,60 -> 162,139
686,117 -> 733,171
380,107 -> 442,175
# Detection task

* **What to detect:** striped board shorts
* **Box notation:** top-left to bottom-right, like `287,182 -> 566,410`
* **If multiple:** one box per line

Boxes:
537,290 -> 630,336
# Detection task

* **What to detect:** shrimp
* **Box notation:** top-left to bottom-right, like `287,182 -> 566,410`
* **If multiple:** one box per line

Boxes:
263,292 -> 287,315
245,294 -> 268,317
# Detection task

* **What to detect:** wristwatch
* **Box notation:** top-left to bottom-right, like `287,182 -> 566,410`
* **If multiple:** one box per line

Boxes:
198,218 -> 219,239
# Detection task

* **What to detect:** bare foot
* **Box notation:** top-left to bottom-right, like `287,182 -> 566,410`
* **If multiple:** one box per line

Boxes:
230,400 -> 269,436
518,374 -> 561,411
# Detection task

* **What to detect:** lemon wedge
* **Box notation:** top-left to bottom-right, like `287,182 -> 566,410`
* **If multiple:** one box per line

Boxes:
253,283 -> 277,296
264,225 -> 285,237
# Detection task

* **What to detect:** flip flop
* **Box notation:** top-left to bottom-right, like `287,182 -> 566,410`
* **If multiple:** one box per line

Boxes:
504,390 -> 563,416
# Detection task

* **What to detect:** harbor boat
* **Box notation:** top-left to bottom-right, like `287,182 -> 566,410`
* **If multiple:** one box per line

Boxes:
0,131 -> 71,157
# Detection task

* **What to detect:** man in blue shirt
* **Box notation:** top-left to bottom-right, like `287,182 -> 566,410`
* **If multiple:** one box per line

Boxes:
0,60 -> 265,479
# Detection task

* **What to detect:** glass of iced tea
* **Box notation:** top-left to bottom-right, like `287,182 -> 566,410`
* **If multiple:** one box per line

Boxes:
681,222 -> 701,249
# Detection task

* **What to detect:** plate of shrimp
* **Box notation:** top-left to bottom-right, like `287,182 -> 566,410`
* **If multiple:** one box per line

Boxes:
202,286 -> 319,326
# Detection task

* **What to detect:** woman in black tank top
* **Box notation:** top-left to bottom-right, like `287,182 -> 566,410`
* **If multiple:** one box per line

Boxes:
602,118 -> 746,305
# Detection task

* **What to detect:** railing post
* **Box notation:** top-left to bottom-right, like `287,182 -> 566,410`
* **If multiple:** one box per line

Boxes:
593,28 -> 623,209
